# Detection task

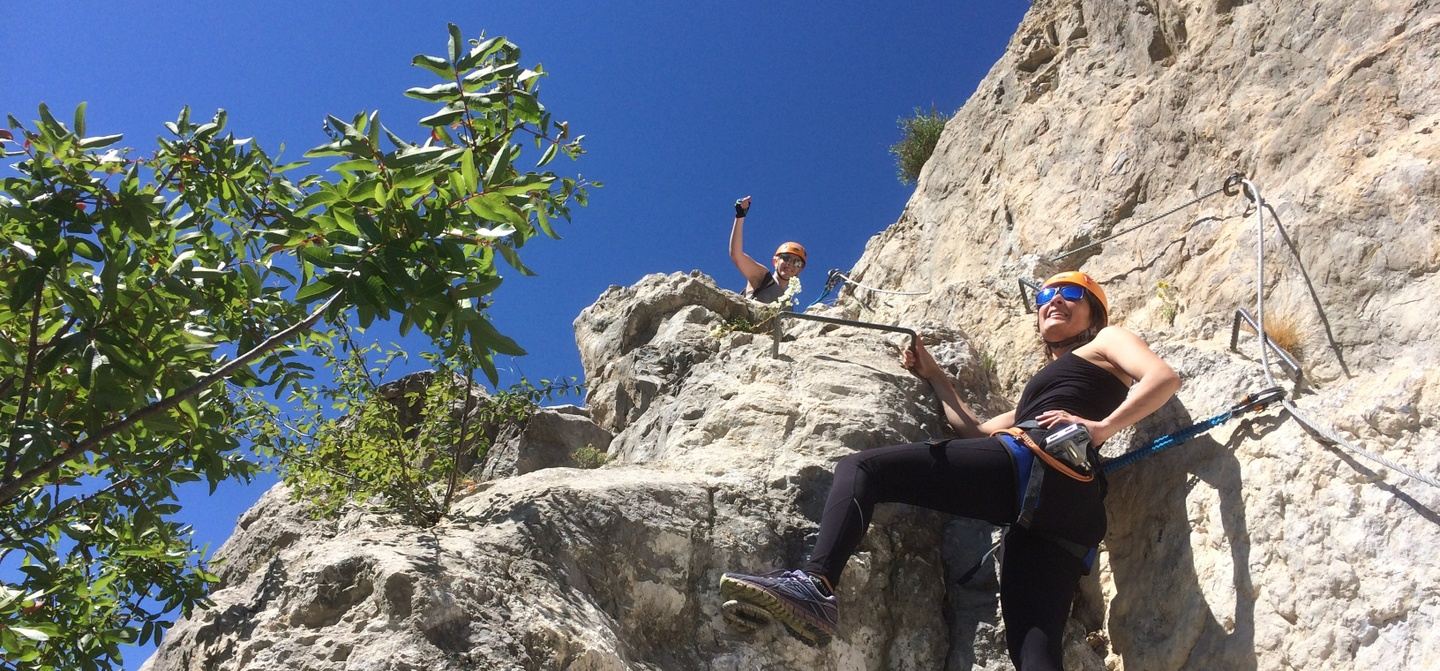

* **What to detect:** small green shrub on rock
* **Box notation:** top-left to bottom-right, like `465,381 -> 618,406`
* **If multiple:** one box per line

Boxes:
890,105 -> 950,185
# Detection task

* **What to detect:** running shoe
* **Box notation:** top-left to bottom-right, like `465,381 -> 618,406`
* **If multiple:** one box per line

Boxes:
719,569 -> 837,645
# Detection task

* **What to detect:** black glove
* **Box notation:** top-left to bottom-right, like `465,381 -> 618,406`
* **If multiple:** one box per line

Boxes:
734,199 -> 749,218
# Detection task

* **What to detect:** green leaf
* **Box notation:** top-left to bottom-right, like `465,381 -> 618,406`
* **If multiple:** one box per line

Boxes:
411,54 -> 454,79
67,236 -> 105,261
460,149 -> 478,192
471,224 -> 515,238
298,189 -> 342,212
355,211 -> 383,241
460,62 -> 519,89
418,107 -> 465,128
330,159 -> 379,174
77,134 -> 124,149
479,193 -> 529,232
491,175 -> 553,197
537,142 -> 559,167
476,348 -> 499,384
73,101 -> 88,136
495,242 -> 534,276
457,36 -> 506,71
387,145 -> 449,169
447,23 -> 464,63
295,275 -> 339,303
383,126 -> 413,152
38,102 -> 63,134
10,266 -> 45,311
12,239 -> 38,260
534,207 -> 557,238
11,626 -> 51,641
167,249 -> 196,274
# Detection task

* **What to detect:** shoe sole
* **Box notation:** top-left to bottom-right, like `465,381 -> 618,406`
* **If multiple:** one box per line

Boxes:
719,575 -> 833,646
721,598 -> 771,631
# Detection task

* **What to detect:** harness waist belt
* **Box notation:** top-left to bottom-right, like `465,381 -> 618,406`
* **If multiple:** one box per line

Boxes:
992,426 -> 1095,483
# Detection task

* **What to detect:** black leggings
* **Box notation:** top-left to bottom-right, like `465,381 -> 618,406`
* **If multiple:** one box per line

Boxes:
801,438 -> 1087,671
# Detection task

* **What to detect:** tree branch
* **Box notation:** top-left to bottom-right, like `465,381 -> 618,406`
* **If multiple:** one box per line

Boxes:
0,290 -> 344,504
4,277 -> 48,484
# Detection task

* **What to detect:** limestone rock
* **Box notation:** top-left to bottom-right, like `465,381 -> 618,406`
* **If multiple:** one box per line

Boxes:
480,405 -> 615,480
574,271 -> 770,434
146,275 -> 985,670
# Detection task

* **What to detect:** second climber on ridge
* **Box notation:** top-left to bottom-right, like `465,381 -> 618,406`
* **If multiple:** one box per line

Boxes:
729,195 -> 806,305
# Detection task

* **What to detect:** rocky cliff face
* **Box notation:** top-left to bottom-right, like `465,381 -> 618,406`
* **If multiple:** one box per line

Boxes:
145,0 -> 1439,669
844,0 -> 1440,667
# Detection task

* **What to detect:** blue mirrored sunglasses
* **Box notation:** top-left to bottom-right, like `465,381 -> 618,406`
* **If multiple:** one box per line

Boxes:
1035,284 -> 1086,308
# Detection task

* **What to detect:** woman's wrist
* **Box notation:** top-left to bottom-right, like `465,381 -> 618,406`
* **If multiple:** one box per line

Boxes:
1087,419 -> 1115,444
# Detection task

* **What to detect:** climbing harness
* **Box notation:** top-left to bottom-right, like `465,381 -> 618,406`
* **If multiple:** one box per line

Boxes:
1100,387 -> 1285,474
994,425 -> 1094,483
955,422 -> 1101,586
1234,179 -> 1440,490
770,311 -> 917,358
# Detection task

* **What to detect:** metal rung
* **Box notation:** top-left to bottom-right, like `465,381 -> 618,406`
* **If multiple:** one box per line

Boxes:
1018,277 -> 1042,314
772,312 -> 917,358
1230,308 -> 1304,382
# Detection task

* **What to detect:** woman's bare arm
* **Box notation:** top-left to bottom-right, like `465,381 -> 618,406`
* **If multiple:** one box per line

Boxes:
1036,326 -> 1180,443
903,338 -> 1013,438
728,196 -> 769,289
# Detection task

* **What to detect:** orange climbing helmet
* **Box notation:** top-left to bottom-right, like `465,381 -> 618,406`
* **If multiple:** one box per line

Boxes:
774,242 -> 807,265
1040,271 -> 1108,320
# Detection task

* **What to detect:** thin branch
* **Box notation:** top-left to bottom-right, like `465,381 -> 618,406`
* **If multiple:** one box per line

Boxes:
0,291 -> 344,504
0,471 -> 141,546
440,369 -> 478,515
4,278 -> 48,484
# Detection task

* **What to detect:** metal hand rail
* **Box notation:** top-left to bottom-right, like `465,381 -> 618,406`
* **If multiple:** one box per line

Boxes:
772,312 -> 917,358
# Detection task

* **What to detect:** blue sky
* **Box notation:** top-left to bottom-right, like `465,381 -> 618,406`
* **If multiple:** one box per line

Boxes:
2,2 -> 1028,666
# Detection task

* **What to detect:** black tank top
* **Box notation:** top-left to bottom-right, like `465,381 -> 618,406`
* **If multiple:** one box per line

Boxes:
1011,352 -> 1131,548
1013,352 -> 1130,425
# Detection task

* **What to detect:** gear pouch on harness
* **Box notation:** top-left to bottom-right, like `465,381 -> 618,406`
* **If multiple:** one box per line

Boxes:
993,424 -> 1095,483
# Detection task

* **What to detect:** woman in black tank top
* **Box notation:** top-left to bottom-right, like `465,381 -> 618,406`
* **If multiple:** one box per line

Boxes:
720,272 -> 1180,670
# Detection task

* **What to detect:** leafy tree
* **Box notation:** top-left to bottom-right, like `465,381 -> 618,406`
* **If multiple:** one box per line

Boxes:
249,331 -> 583,527
0,25 -> 593,669
889,105 -> 949,184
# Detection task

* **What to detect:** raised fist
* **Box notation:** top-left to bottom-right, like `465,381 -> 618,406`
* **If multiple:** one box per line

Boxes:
734,195 -> 752,218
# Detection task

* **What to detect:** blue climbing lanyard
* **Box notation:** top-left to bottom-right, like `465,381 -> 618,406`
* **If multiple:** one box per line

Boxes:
1101,386 -> 1286,474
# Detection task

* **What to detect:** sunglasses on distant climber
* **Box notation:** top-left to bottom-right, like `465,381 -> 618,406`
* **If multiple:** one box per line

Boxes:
775,253 -> 805,266
1035,284 -> 1086,308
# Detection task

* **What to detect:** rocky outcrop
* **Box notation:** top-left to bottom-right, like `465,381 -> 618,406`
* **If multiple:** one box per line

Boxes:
479,405 -> 614,480
146,0 -> 1440,669
145,275 -> 1003,670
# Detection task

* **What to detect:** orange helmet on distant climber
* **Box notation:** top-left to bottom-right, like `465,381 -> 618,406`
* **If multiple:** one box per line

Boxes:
1040,271 -> 1108,321
774,242 -> 807,265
